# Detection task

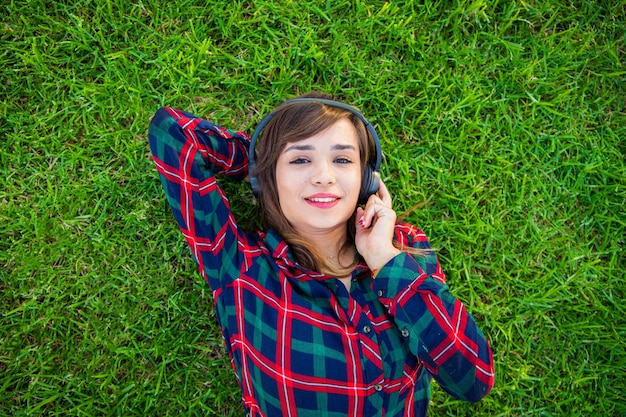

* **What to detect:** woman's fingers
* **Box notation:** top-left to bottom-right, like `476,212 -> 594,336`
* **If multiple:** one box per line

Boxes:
377,179 -> 393,207
358,179 -> 393,228
355,179 -> 400,271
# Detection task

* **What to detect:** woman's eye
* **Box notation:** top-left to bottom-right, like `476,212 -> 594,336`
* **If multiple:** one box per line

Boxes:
290,158 -> 310,164
335,157 -> 353,164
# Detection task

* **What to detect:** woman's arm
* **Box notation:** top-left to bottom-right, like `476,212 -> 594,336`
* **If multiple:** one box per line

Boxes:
355,181 -> 494,401
372,227 -> 495,402
148,107 -> 251,289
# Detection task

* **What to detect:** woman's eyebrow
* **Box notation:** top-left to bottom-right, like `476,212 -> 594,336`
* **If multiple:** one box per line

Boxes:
283,143 -> 357,153
283,144 -> 314,153
331,144 -> 357,151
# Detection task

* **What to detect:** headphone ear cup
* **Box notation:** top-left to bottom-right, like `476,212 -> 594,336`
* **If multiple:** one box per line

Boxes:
248,159 -> 261,198
358,165 -> 380,204
250,177 -> 261,199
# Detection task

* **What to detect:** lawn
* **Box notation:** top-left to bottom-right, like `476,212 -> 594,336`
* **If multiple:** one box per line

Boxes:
1,0 -> 624,415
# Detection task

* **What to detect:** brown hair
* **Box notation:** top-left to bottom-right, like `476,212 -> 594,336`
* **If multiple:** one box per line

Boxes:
253,92 -> 373,276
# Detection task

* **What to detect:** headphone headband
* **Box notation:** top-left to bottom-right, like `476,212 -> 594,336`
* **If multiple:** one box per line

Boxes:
248,98 -> 382,203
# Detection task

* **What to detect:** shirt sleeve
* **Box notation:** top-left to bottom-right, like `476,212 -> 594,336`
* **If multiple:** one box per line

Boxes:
371,224 -> 495,402
148,106 -> 252,289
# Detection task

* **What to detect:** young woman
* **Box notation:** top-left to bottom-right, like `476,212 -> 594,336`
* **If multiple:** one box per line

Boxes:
148,92 -> 494,416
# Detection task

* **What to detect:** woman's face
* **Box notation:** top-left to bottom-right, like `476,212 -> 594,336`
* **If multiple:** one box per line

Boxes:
275,118 -> 362,237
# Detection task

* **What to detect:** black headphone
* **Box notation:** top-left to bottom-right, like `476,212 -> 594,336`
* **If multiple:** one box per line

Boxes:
248,98 -> 382,205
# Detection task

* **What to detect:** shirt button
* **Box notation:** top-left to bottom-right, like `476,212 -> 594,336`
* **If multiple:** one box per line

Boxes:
363,325 -> 372,334
401,328 -> 410,337
377,289 -> 384,297
375,384 -> 383,392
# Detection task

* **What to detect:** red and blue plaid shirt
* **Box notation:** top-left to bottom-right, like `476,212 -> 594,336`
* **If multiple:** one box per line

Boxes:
148,107 -> 494,416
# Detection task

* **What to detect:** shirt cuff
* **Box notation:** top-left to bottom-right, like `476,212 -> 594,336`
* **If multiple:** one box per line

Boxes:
372,252 -> 447,311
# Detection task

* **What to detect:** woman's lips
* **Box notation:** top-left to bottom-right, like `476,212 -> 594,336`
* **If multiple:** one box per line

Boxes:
305,194 -> 340,208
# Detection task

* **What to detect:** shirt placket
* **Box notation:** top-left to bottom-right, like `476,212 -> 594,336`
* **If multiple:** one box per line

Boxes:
328,277 -> 387,414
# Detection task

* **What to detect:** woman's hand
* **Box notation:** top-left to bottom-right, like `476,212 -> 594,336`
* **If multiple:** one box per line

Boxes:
355,179 -> 401,273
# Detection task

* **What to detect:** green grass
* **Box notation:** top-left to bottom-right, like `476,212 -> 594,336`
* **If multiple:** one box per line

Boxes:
1,0 -> 624,415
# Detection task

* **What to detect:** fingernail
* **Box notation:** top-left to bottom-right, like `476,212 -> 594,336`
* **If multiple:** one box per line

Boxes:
358,216 -> 365,227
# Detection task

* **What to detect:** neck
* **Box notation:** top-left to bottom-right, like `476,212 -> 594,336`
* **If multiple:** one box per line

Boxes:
300,225 -> 349,260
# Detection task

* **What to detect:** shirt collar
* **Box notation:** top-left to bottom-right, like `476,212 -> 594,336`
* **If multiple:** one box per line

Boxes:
261,228 -> 371,280
263,228 -> 296,263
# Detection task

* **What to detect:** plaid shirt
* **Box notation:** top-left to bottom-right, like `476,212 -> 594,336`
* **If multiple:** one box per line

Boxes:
148,107 -> 494,417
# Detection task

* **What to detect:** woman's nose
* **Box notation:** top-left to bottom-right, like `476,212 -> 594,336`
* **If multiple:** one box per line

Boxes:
311,161 -> 336,185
